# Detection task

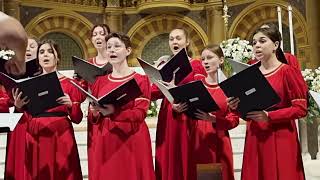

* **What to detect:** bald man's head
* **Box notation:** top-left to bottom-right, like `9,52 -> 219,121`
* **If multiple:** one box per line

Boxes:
0,12 -> 27,76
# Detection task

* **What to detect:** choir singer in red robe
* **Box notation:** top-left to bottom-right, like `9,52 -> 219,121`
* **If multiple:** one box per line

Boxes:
191,44 -> 240,180
152,28 -> 206,180
23,40 -> 85,180
241,25 -> 308,180
88,32 -> 155,180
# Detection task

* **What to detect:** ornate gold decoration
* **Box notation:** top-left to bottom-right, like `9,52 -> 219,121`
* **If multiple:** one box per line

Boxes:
25,9 -> 95,59
127,13 -> 208,66
222,1 -> 230,27
136,0 -> 191,14
228,1 -> 308,64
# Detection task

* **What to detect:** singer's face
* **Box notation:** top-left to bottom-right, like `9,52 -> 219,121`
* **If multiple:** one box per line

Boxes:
38,43 -> 58,70
25,38 -> 38,61
201,49 -> 223,74
169,29 -> 189,55
91,26 -> 108,50
252,32 -> 278,61
106,37 -> 131,65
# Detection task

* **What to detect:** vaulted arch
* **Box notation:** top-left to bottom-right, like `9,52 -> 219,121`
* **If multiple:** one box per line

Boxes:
25,9 -> 95,59
127,14 -> 208,65
229,1 -> 308,64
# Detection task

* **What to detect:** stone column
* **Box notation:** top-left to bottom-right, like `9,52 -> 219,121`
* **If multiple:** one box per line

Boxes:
206,5 -> 225,44
318,124 -> 320,159
307,0 -> 320,68
0,0 -> 4,12
104,10 -> 123,32
3,0 -> 20,20
306,0 -> 320,160
299,120 -> 311,161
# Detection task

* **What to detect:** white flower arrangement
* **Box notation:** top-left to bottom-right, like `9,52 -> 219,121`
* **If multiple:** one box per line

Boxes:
220,37 -> 253,63
302,67 -> 320,121
0,49 -> 15,60
301,68 -> 320,92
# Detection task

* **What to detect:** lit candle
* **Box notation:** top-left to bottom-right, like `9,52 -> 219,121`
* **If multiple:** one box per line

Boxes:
277,6 -> 284,50
288,5 -> 294,55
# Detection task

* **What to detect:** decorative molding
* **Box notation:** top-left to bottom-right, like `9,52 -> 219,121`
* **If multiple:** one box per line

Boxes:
228,1 -> 308,63
20,0 -> 104,13
20,0 -> 207,15
228,0 -> 255,7
127,13 -> 208,66
25,9 -> 95,59
136,1 -> 191,14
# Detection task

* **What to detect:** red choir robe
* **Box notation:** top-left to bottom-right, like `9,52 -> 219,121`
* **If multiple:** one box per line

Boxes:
2,84 -> 30,180
88,72 -> 155,180
241,64 -> 308,180
0,86 -> 10,112
23,76 -> 85,180
0,85 -> 12,113
248,53 -> 301,70
152,59 -> 206,180
83,57 -> 111,180
191,77 -> 239,180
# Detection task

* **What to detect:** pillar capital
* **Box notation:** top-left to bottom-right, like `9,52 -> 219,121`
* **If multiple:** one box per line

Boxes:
306,0 -> 320,68
104,9 -> 123,33
3,0 -> 20,20
206,4 -> 225,44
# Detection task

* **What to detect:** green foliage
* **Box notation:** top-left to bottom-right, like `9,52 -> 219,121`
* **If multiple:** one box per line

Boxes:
306,96 -> 320,124
147,101 -> 158,117
301,68 -> 320,124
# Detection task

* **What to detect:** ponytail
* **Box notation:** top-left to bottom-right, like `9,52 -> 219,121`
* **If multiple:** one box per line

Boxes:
276,47 -> 288,64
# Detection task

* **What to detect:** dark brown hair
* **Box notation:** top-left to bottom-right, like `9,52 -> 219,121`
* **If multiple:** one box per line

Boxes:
253,25 -> 287,64
105,32 -> 132,48
90,24 -> 111,38
37,39 -> 61,61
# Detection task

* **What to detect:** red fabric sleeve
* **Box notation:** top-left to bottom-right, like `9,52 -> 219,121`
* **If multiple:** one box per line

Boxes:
215,111 -> 240,131
284,53 -> 301,70
151,83 -> 164,101
0,89 -> 11,112
190,59 -> 207,77
268,67 -> 308,122
86,76 -> 103,124
65,79 -> 85,124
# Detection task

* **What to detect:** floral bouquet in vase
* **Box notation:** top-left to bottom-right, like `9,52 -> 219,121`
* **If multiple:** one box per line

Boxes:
301,68 -> 320,123
220,37 -> 253,76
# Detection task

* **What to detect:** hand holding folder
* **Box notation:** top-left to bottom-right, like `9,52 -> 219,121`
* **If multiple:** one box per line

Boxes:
219,65 -> 280,119
0,71 -> 64,116
137,48 -> 192,85
72,56 -> 112,83
153,80 -> 220,119
69,78 -> 142,107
